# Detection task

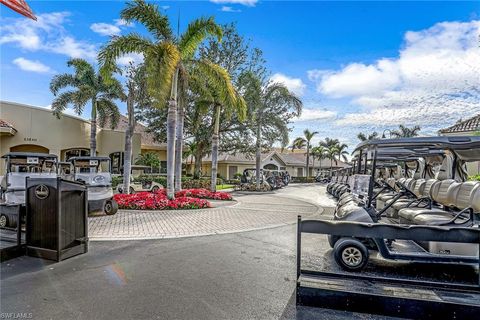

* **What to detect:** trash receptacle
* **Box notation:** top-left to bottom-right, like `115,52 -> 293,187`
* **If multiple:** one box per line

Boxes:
25,177 -> 88,261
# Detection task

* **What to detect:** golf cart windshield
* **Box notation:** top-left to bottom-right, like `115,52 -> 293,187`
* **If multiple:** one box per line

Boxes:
72,158 -> 112,186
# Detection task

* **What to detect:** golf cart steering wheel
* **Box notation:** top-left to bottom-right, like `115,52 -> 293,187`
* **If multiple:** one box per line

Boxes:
395,181 -> 415,197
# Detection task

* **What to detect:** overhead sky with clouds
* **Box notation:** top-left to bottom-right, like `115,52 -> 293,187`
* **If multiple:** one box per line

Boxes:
1,0 -> 479,150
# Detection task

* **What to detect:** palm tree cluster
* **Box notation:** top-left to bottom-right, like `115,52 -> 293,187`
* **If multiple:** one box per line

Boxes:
290,134 -> 349,177
50,0 -> 302,197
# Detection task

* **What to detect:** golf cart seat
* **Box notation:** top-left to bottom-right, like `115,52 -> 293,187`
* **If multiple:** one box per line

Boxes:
412,182 -> 480,226
398,179 -> 456,223
376,178 -> 415,209
400,181 -> 480,225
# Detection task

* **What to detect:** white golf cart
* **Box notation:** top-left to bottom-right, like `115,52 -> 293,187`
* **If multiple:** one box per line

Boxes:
69,156 -> 118,215
116,165 -> 163,194
0,152 -> 58,228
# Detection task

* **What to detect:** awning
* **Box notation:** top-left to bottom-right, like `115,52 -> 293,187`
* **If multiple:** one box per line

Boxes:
1,0 -> 36,20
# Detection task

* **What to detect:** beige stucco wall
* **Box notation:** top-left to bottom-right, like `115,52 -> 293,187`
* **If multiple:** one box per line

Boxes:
98,130 -> 141,160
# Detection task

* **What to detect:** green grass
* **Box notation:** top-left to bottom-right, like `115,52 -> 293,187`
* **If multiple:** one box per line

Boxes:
216,184 -> 235,190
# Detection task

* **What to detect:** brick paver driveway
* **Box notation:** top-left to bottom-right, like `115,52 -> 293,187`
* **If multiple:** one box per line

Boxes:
89,186 -> 323,240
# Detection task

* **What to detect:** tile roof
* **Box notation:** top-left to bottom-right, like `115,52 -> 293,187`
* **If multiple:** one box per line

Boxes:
439,114 -> 480,134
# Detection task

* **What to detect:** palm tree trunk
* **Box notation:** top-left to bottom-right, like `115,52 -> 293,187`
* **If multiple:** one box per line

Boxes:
174,95 -> 185,192
306,143 -> 310,178
90,99 -> 97,156
122,91 -> 135,194
166,69 -> 179,199
312,155 -> 315,178
255,122 -> 262,189
210,104 -> 221,192
194,145 -> 203,179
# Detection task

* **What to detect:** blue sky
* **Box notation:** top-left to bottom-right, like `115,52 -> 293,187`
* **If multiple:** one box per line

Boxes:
1,0 -> 479,150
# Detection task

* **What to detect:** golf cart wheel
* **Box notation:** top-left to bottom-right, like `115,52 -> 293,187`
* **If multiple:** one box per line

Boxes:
152,186 -> 160,193
104,200 -> 118,215
333,238 -> 369,271
0,214 -> 8,228
129,187 -> 135,194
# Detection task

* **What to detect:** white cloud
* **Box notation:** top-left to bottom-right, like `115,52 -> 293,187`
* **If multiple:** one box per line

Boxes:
0,12 -> 97,60
13,57 -> 53,73
294,108 -> 337,122
210,0 -> 257,7
114,19 -> 134,27
310,20 -> 480,127
221,6 -> 241,12
117,53 -> 144,66
270,73 -> 306,96
90,22 -> 121,36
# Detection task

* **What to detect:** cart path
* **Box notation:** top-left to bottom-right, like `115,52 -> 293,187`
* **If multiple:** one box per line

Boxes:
88,184 -> 327,241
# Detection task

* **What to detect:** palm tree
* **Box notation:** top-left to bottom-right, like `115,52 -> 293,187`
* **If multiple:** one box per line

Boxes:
335,143 -> 349,163
310,145 -> 326,176
99,0 -> 223,199
391,125 -> 421,138
320,137 -> 340,149
192,65 -> 246,192
302,129 -> 318,177
357,131 -> 379,141
327,146 -> 339,176
291,137 -> 306,151
239,72 -> 302,189
50,58 -> 124,156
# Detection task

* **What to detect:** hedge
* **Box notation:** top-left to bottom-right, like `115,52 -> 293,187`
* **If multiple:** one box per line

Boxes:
290,177 -> 316,183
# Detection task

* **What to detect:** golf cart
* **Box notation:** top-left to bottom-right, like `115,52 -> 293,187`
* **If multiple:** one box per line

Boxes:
69,156 -> 118,215
58,161 -> 74,181
236,168 -> 272,191
326,136 -> 480,271
0,152 -> 58,228
117,165 -> 163,193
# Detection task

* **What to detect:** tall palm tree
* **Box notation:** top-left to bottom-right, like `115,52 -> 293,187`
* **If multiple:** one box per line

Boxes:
357,131 -> 379,141
327,146 -> 339,175
391,125 -> 421,138
239,72 -> 302,189
312,145 -> 327,174
50,58 -> 124,156
99,0 -> 223,198
335,143 -> 349,163
320,137 -> 340,149
302,129 -> 318,177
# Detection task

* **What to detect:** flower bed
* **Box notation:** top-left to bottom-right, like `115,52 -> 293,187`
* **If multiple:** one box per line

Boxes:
113,192 -> 211,210
175,188 -> 233,200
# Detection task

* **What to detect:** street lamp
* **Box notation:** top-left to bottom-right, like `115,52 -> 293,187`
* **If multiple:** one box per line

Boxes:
382,129 -> 392,139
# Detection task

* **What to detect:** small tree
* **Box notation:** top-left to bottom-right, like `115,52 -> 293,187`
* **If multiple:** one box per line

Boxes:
136,152 -> 161,170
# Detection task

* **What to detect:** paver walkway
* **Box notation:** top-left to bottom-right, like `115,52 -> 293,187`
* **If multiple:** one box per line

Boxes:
89,190 -> 322,240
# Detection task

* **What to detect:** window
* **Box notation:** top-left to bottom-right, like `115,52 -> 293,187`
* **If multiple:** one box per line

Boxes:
160,161 -> 167,174
64,148 -> 90,161
297,167 -> 304,177
109,152 -> 124,174
228,166 -> 238,179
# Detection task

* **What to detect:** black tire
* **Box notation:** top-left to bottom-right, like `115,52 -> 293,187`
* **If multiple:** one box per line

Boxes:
104,199 -> 118,215
333,238 -> 369,271
152,186 -> 159,193
0,214 -> 8,228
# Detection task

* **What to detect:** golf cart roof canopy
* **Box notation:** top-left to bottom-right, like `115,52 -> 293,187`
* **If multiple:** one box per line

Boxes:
353,136 -> 480,161
2,152 -> 58,159
69,156 -> 110,162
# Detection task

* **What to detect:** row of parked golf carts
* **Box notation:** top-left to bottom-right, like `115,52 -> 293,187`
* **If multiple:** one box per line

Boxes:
0,153 -> 119,229
236,168 -> 290,191
324,136 -> 480,272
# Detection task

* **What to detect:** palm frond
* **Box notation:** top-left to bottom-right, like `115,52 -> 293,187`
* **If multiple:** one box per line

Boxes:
121,0 -> 173,41
98,33 -> 154,83
96,98 -> 120,129
179,17 -> 222,60
51,91 -> 81,118
50,74 -> 80,96
67,58 -> 96,87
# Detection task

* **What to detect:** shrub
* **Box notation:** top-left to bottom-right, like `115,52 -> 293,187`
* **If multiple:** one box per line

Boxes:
113,192 -> 211,210
233,172 -> 243,179
469,175 -> 480,181
176,188 -> 232,200
291,177 -> 316,183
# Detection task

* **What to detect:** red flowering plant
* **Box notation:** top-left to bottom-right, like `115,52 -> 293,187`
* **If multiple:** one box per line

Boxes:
175,189 -> 233,200
113,191 -> 211,210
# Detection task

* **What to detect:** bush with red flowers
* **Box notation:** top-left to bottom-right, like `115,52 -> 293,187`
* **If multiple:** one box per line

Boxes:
113,192 -> 211,210
175,189 -> 233,200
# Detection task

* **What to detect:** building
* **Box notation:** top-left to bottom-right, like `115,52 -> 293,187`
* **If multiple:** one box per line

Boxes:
185,150 -> 350,180
0,100 -> 167,174
439,114 -> 480,176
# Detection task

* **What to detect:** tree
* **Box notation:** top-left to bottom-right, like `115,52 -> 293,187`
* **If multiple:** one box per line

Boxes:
136,152 -> 160,169
121,63 -> 149,194
311,145 -> 327,175
357,131 -> 379,141
50,58 -> 124,156
99,0 -> 223,199
291,137 -> 306,151
239,72 -> 302,189
302,129 -> 318,177
335,143 -> 349,162
320,137 -> 340,149
327,146 -> 339,175
391,125 -> 421,138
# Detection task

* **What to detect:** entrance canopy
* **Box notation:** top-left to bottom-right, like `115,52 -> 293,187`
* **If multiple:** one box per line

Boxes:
0,0 -> 36,20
